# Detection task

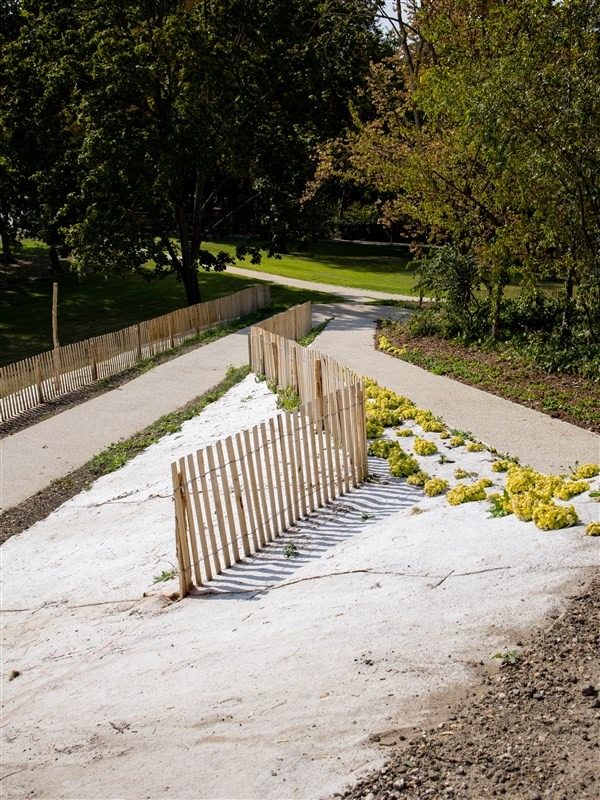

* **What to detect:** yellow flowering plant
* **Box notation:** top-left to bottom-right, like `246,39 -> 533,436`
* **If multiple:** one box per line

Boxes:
413,437 -> 438,456
424,478 -> 449,497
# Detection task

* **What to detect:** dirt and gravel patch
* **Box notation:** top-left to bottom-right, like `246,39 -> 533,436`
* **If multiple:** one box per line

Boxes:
376,321 -> 600,433
340,574 -> 600,800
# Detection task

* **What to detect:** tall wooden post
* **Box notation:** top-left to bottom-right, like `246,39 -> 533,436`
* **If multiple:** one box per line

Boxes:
52,282 -> 62,393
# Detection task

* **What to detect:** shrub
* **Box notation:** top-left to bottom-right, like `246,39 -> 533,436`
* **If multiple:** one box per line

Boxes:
388,449 -> 420,478
447,480 -> 490,505
492,459 -> 513,472
554,480 -> 590,501
466,441 -> 486,452
532,502 -> 578,531
424,478 -> 449,497
573,463 -> 599,479
413,437 -> 438,456
368,439 -> 400,458
366,418 -> 384,439
407,471 -> 430,487
586,522 -> 600,536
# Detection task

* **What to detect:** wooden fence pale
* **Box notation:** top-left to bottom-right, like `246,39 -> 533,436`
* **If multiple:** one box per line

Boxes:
0,285 -> 271,423
172,302 -> 368,598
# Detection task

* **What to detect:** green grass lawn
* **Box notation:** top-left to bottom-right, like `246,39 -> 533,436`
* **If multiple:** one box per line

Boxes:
0,240 -> 342,365
203,239 -> 419,296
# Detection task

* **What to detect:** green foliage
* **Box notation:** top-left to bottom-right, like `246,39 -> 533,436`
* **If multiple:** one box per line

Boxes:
298,318 -> 332,347
323,0 -> 600,344
276,386 -> 301,412
153,568 -> 178,584
2,0 -> 383,304
488,492 -> 513,519
283,541 -> 299,559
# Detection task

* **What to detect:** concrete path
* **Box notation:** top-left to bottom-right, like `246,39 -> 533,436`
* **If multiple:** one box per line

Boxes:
313,302 -> 599,475
227,264 -> 418,303
0,329 -> 250,513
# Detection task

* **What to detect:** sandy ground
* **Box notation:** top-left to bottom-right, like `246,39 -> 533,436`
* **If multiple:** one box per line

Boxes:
1,374 -> 599,800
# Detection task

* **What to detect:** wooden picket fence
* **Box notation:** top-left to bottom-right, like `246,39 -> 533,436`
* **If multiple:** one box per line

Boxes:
0,285 -> 271,423
172,302 -> 368,598
250,321 -> 360,411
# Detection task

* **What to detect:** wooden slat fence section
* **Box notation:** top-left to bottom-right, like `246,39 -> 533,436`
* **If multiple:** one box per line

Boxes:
172,301 -> 369,598
0,285 -> 270,423
249,321 -> 361,411
172,382 -> 367,597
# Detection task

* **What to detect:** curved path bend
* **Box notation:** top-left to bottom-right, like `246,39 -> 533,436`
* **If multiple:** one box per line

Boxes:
312,302 -> 599,475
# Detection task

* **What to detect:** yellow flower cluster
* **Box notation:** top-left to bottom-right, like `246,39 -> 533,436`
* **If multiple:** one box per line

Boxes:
586,522 -> 600,536
424,478 -> 449,497
554,480 -> 591,501
531,503 -> 578,531
454,468 -> 474,480
395,428 -> 414,438
366,427 -> 420,477
365,379 -> 415,430
573,463 -> 599,479
377,334 -> 407,358
364,379 -> 449,441
492,459 -> 514,472
449,436 -> 465,448
466,442 -> 486,453
419,417 -> 446,433
500,465 -> 587,530
368,439 -> 399,458
447,479 -> 493,506
388,448 -> 421,478
407,471 -> 430,487
413,437 -> 438,456
366,418 -> 384,439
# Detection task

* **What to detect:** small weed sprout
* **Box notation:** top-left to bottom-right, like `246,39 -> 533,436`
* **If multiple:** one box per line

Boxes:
283,541 -> 299,559
153,567 -> 178,584
492,649 -> 521,667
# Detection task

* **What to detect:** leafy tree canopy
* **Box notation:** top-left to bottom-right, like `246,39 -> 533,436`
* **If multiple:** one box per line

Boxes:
2,0 -> 383,301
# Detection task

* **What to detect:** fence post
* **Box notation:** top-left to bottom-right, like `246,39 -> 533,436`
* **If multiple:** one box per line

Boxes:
171,463 -> 193,599
52,347 -> 62,393
34,359 -> 44,404
89,342 -> 98,382
314,358 -> 324,426
136,324 -> 143,359
168,315 -> 175,349
271,340 -> 279,387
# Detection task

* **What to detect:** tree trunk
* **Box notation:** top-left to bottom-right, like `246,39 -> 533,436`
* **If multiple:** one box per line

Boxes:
49,246 -> 62,273
175,203 -> 202,306
490,281 -> 503,341
1,227 -> 12,265
560,263 -> 575,337
179,261 -> 201,306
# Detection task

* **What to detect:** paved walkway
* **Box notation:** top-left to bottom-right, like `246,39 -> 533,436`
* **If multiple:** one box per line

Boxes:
312,303 -> 599,475
1,290 -> 597,514
227,264 -> 418,303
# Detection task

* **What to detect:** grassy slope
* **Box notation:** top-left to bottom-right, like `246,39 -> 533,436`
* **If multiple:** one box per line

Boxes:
203,239 -> 418,295
0,241 -> 344,365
